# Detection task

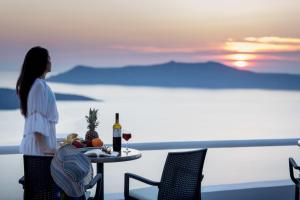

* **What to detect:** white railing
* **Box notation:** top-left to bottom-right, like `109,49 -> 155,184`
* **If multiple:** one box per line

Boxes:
0,138 -> 299,154
1,138 -> 298,200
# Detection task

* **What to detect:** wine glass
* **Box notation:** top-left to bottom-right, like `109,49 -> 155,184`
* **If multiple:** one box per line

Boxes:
122,132 -> 132,153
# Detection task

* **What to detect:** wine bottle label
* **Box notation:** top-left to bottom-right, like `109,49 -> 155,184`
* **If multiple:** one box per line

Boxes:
113,128 -> 121,137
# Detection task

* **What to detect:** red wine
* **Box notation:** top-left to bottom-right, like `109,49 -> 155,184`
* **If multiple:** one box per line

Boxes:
113,113 -> 122,152
122,133 -> 132,141
113,137 -> 121,152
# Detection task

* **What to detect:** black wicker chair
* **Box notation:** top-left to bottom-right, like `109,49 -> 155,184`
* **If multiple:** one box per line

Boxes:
289,157 -> 300,200
124,149 -> 207,200
19,155 -> 102,200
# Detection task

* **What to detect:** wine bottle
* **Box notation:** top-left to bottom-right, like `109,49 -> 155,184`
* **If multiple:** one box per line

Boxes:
113,113 -> 122,152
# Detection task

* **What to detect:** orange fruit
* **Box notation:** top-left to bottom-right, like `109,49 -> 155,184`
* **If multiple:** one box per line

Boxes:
92,138 -> 103,147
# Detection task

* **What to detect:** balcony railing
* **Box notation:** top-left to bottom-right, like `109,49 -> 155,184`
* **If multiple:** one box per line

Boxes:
0,138 -> 299,200
0,138 -> 299,154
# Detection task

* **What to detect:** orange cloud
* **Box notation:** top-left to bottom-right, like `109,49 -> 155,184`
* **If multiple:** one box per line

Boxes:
224,36 -> 300,53
224,42 -> 300,53
245,36 -> 300,44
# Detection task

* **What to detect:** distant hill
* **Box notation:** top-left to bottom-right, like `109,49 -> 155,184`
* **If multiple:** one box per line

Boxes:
47,61 -> 300,90
0,88 -> 98,110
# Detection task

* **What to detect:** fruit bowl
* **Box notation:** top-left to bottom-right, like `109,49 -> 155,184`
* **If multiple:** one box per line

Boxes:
60,133 -> 105,149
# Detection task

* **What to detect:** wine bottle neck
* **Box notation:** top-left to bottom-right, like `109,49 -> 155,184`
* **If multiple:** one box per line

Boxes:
115,113 -> 119,123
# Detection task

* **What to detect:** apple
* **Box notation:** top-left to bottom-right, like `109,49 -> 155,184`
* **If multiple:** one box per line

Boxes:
72,140 -> 84,148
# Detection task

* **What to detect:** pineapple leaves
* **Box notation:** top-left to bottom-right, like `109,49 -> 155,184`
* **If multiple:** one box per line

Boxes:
85,108 -> 99,131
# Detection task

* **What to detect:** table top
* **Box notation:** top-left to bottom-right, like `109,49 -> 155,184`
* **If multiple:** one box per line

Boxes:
80,147 -> 142,163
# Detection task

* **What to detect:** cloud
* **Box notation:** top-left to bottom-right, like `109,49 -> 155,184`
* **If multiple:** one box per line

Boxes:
110,45 -> 216,54
224,36 -> 300,53
110,36 -> 300,68
112,36 -> 300,55
244,37 -> 300,44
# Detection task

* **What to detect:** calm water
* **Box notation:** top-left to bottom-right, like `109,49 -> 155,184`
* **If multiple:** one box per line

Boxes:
1,81 -> 300,145
1,72 -> 300,199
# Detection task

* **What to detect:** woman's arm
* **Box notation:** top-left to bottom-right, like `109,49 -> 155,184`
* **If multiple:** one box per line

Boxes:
35,132 -> 56,154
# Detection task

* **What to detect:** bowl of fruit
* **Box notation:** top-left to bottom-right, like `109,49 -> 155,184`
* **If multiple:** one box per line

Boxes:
60,133 -> 104,149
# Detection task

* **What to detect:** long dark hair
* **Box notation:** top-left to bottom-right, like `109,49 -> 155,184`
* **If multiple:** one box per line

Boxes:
16,46 -> 49,117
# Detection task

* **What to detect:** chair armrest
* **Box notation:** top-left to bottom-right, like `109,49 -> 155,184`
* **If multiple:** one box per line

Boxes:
289,158 -> 300,185
124,173 -> 160,199
85,173 -> 102,190
19,176 -> 25,188
125,173 -> 160,186
290,158 -> 300,170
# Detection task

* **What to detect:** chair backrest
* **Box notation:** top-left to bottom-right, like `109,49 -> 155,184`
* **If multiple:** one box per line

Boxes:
23,155 -> 58,200
158,149 -> 207,200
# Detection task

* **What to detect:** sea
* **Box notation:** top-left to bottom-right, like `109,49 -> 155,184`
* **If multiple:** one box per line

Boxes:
0,70 -> 300,199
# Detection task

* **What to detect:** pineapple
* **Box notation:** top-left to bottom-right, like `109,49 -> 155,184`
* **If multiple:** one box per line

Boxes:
85,108 -> 99,143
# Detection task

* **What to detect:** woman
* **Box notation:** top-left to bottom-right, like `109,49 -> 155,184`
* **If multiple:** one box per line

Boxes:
17,46 -> 58,155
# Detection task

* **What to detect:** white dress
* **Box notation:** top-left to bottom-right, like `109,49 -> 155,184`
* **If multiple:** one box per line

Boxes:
20,78 -> 59,155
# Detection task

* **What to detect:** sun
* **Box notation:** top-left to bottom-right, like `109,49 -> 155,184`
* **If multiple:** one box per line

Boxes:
233,60 -> 248,68
227,54 -> 256,61
223,54 -> 253,69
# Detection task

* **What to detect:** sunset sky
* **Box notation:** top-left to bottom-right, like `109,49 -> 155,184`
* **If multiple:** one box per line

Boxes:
0,0 -> 299,74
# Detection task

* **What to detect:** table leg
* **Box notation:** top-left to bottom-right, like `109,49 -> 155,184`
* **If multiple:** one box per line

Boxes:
94,163 -> 104,200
